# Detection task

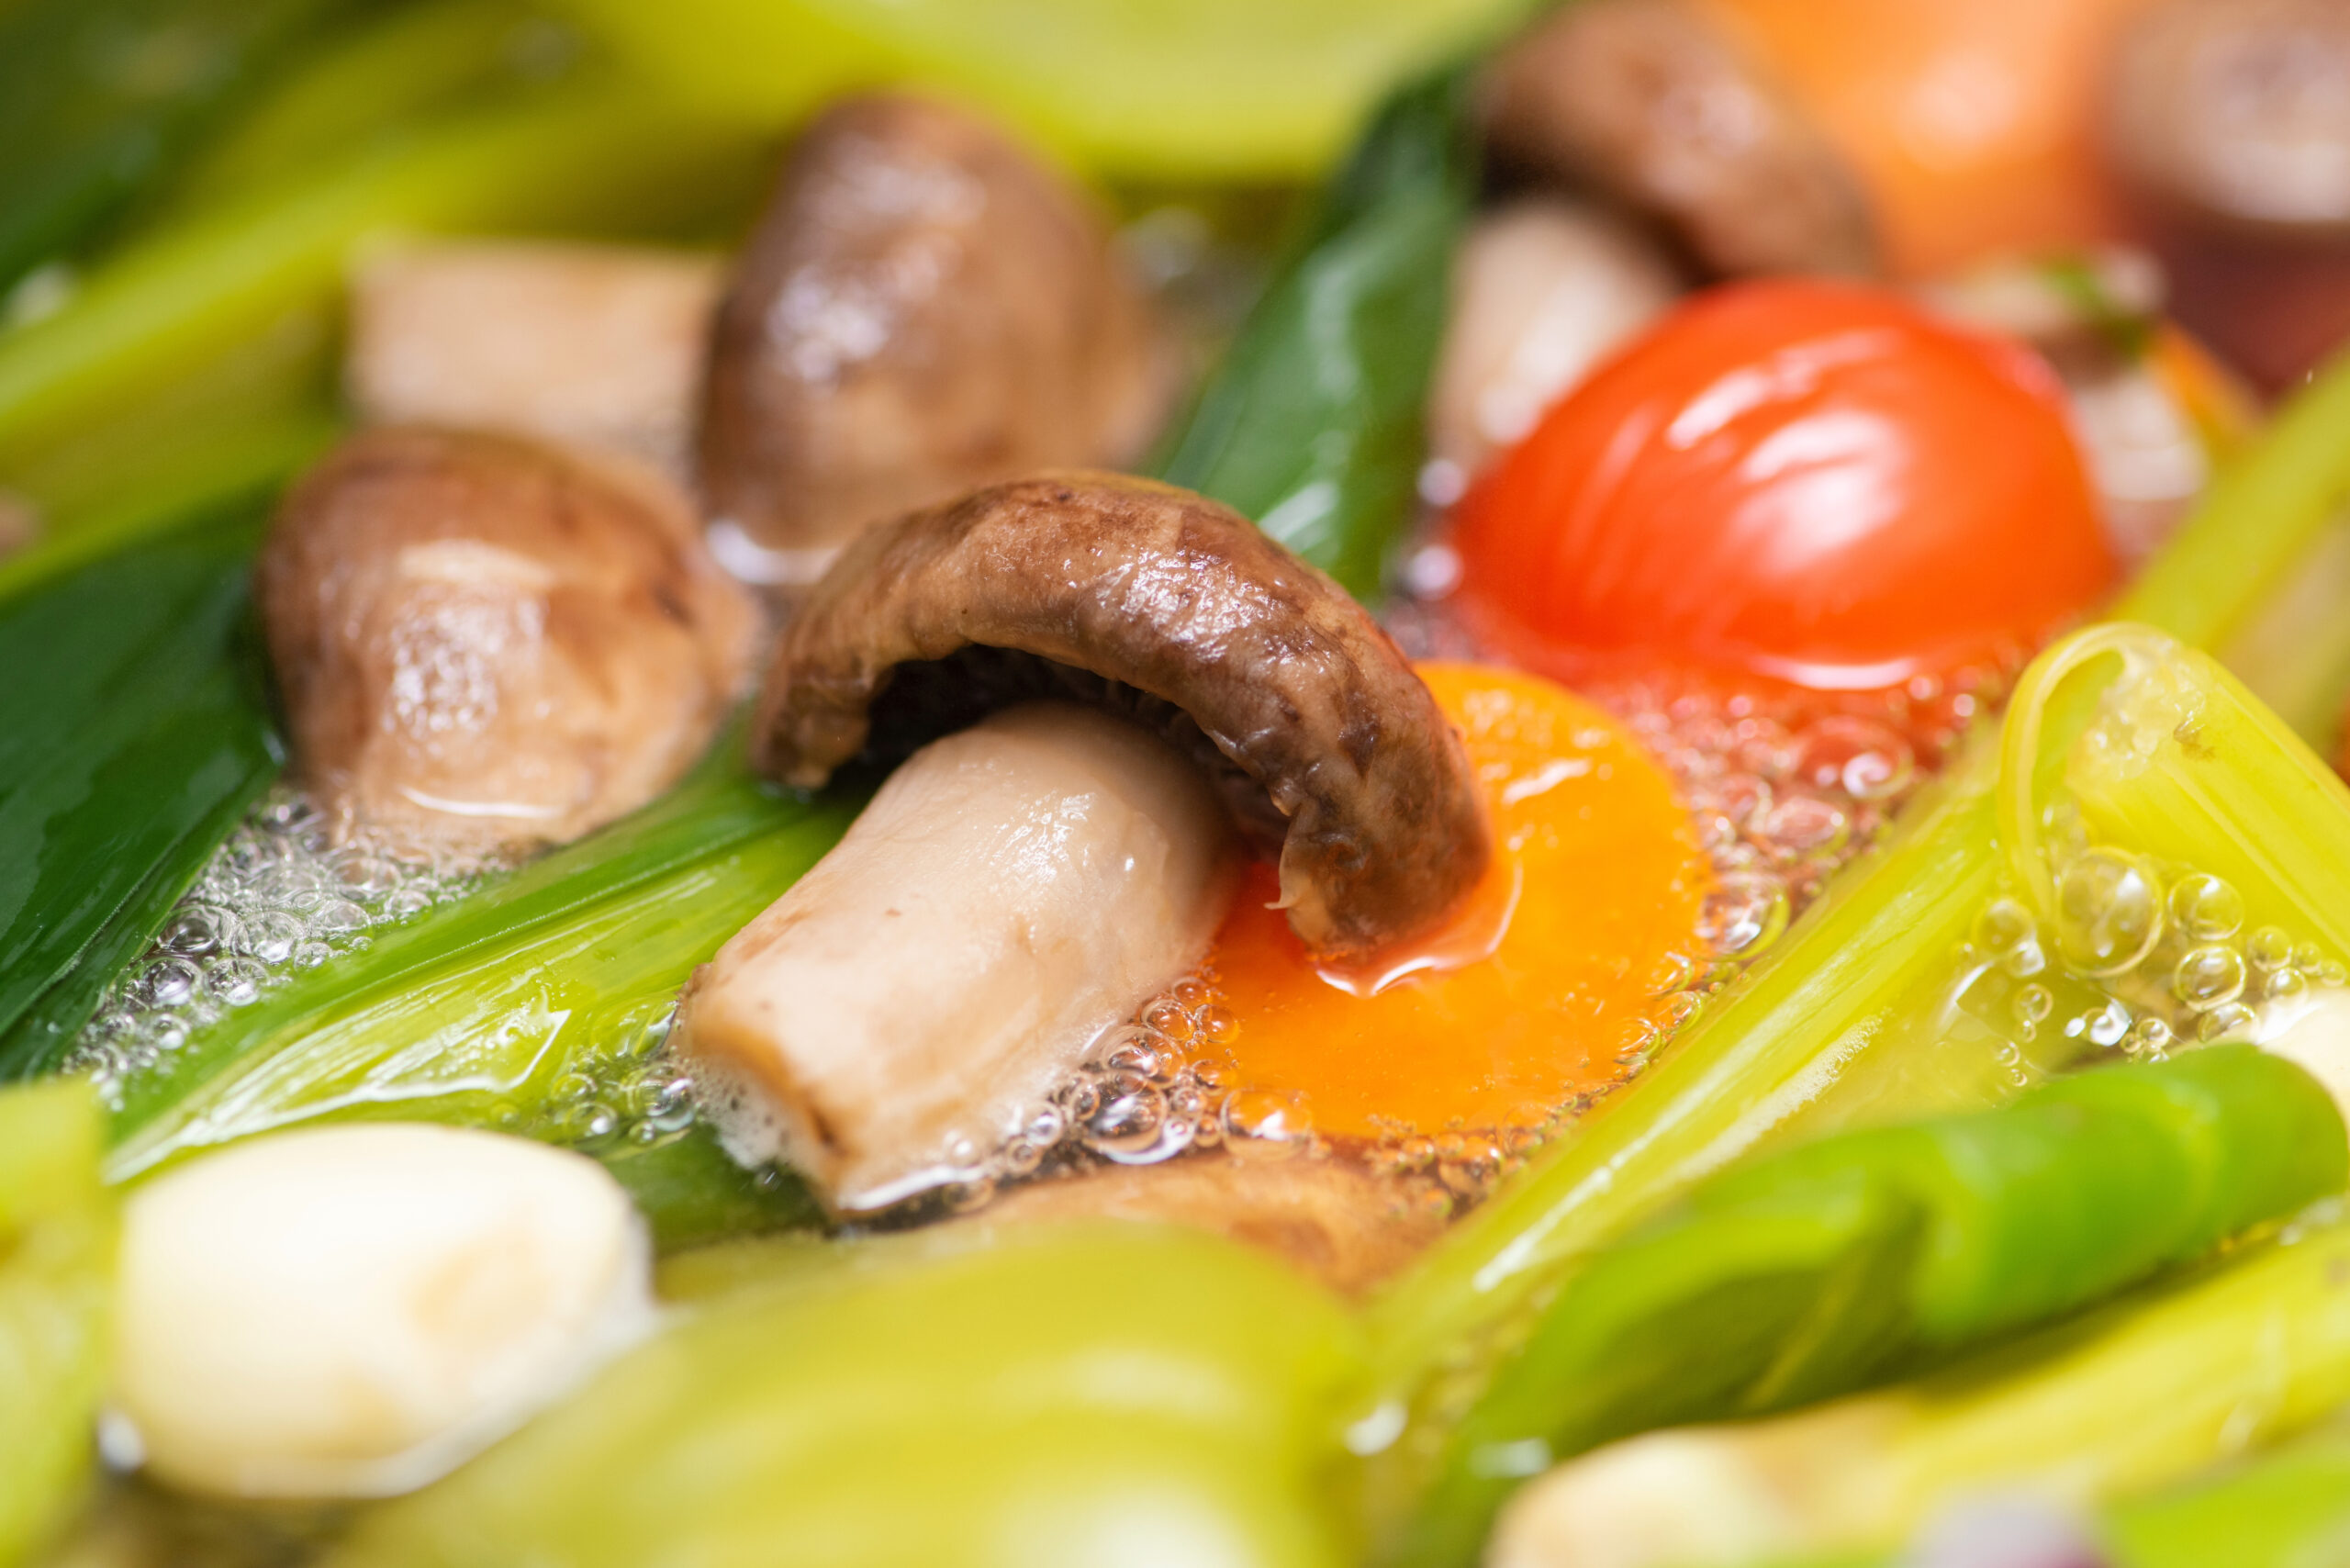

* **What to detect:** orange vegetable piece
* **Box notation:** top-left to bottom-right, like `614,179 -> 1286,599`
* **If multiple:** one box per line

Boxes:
1699,0 -> 2154,277
1209,662 -> 1710,1142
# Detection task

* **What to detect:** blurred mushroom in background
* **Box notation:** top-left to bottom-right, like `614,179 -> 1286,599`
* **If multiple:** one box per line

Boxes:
1481,0 -> 1881,279
257,426 -> 755,860
697,95 -> 1174,588
346,241 -> 723,483
2106,0 -> 2350,391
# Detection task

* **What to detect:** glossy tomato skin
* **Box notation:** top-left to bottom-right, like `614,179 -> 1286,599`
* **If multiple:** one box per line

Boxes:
1450,278 -> 2116,691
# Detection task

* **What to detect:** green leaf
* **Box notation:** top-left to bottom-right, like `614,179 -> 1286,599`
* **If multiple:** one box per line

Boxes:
0,498 -> 280,1079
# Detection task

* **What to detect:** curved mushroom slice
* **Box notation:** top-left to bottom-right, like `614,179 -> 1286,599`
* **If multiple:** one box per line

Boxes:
753,472 -> 1490,962
1428,197 -> 1684,488
698,94 -> 1171,582
257,427 -> 756,858
1481,0 -> 1879,278
679,702 -> 1237,1215
967,1154 -> 1449,1296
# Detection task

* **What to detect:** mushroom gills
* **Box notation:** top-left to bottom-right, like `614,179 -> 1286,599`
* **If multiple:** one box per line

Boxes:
678,702 -> 1237,1215
108,1125 -> 653,1501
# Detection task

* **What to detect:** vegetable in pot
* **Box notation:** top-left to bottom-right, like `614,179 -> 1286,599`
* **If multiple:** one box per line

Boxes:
110,1123 -> 654,1500
698,94 -> 1171,585
255,426 -> 756,858
1491,1202 -> 2350,1567
1395,1046 -> 2350,1567
323,1222 -> 1365,1568
683,470 -> 1489,1216
1480,0 -> 1880,278
0,1080 -> 111,1565
1449,277 -> 2118,692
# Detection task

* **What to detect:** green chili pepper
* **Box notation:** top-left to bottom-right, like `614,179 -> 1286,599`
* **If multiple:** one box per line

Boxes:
1153,65 -> 1476,602
0,0 -> 358,298
1495,1206 -> 2350,1567
327,1223 -> 1364,1568
1393,1047 -> 2347,1567
0,1079 -> 112,1565
0,495 -> 280,1080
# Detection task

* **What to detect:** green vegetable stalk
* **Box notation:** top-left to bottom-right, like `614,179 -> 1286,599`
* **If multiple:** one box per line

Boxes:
327,1223 -> 1364,1568
1491,1205 -> 2350,1567
1154,65 -> 1475,601
0,1079 -> 112,1566
0,0 -> 359,297
1370,346 -> 2350,1439
0,498 -> 280,1079
1393,1047 -> 2349,1567
0,72 -> 765,527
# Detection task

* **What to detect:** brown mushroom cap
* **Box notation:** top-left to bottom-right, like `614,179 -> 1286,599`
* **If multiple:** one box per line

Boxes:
750,472 -> 1490,962
258,426 -> 755,857
2107,0 -> 2350,241
1481,0 -> 1879,278
698,94 -> 1171,568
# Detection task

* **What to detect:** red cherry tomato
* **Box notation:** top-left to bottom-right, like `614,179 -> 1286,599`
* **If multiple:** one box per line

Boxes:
1450,278 -> 2116,691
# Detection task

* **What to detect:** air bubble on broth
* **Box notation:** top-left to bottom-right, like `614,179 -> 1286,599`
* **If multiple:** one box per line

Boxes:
65,787 -> 496,1104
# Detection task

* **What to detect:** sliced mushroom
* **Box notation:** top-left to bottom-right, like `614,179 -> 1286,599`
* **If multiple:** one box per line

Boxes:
678,472 -> 1488,1215
682,702 -> 1236,1213
2107,0 -> 2350,241
256,427 -> 756,858
968,1153 -> 1449,1296
1427,197 -> 1684,487
1481,0 -> 1879,278
348,241 -> 723,481
110,1125 -> 653,1500
753,472 -> 1488,961
698,94 -> 1170,583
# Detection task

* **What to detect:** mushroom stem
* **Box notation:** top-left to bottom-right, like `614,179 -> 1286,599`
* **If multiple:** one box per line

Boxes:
677,703 -> 1237,1215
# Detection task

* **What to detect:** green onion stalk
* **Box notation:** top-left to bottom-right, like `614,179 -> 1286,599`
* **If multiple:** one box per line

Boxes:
1391,1047 -> 2350,1566
1493,1204 -> 2350,1567
325,1223 -> 1366,1568
0,1080 -> 112,1566
1367,345 -> 2350,1514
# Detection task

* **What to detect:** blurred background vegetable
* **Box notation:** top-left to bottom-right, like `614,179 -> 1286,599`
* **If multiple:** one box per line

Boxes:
0,1081 -> 112,1567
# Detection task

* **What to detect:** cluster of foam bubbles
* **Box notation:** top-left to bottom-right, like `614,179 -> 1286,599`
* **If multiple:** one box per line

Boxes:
65,790 -> 487,1103
912,970 -> 1294,1215
1954,846 -> 2344,1086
